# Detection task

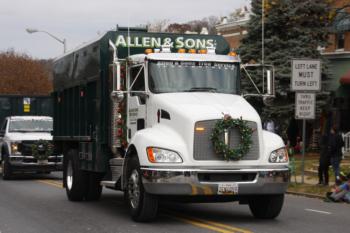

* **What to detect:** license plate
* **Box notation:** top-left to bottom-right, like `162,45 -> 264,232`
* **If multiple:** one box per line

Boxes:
217,183 -> 238,195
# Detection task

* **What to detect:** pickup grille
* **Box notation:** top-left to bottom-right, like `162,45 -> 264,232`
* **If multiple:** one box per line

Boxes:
19,140 -> 57,157
193,120 -> 259,161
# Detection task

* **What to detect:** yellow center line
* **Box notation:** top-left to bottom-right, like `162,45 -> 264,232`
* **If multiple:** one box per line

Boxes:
37,180 -> 63,188
37,179 -> 252,233
163,210 -> 253,233
163,214 -> 235,233
39,179 -> 63,186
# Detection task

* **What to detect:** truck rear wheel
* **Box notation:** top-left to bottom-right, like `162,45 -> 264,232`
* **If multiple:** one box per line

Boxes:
65,150 -> 88,201
2,155 -> 12,180
248,194 -> 284,219
85,172 -> 103,201
126,156 -> 158,222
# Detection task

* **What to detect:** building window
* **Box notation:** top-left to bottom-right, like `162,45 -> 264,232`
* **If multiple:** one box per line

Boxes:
336,33 -> 345,50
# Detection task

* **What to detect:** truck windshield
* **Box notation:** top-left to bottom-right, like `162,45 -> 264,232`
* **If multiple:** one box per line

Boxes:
9,119 -> 53,132
148,60 -> 240,94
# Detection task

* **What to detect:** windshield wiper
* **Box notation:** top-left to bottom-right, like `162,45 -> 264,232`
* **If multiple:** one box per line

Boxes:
183,87 -> 217,93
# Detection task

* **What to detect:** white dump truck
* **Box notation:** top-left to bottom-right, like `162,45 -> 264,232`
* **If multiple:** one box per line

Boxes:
52,28 -> 289,222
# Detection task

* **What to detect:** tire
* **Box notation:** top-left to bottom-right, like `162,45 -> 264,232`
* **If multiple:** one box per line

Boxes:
65,149 -> 88,201
85,172 -> 103,201
126,156 -> 158,222
248,194 -> 284,219
2,155 -> 12,180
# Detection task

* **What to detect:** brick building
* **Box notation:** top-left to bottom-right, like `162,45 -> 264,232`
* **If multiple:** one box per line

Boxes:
215,6 -> 250,50
321,0 -> 350,133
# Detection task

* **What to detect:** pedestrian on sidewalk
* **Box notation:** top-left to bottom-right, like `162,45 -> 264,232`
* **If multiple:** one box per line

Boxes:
318,135 -> 330,185
326,174 -> 350,203
328,126 -> 345,184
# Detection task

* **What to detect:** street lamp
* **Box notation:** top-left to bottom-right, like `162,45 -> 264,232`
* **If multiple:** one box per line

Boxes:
26,28 -> 67,53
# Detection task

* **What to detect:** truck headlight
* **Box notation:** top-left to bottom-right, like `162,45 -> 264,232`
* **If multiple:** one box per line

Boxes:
269,147 -> 288,163
146,147 -> 183,163
11,142 -> 21,154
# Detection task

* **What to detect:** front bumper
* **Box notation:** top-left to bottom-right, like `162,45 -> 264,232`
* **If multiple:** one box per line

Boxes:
9,155 -> 63,172
141,167 -> 290,196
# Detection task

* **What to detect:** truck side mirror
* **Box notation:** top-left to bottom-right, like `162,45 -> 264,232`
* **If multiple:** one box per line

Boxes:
0,130 -> 5,137
111,90 -> 124,103
110,61 -> 124,102
241,64 -> 275,98
266,68 -> 274,96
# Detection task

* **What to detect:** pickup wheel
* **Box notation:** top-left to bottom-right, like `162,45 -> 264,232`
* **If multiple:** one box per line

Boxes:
85,172 -> 103,201
65,149 -> 88,201
126,156 -> 158,222
1,155 -> 12,180
248,194 -> 284,219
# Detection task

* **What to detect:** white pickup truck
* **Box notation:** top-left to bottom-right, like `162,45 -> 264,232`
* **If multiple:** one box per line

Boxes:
0,116 -> 63,179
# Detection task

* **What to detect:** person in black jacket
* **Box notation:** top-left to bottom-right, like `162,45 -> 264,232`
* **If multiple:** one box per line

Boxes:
328,126 -> 345,184
318,135 -> 330,185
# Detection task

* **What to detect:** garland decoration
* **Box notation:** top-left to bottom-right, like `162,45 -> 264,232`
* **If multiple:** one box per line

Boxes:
31,140 -> 54,161
210,115 -> 253,161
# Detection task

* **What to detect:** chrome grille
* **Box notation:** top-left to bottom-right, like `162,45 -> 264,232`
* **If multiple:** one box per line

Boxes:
193,120 -> 259,160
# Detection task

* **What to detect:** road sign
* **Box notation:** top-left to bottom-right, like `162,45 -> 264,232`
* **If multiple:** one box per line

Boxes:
295,93 -> 315,119
291,59 -> 321,91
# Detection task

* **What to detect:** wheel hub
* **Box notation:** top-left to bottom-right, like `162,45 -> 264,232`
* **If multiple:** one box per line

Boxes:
128,169 -> 140,209
66,160 -> 73,190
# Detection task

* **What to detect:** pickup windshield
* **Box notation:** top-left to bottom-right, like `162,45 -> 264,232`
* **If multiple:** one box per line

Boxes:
148,60 -> 240,94
9,119 -> 53,132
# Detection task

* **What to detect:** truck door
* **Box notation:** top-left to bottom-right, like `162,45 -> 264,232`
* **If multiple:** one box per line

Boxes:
127,65 -> 146,140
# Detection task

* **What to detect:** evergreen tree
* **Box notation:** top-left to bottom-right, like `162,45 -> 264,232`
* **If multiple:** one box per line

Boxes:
239,0 -> 332,138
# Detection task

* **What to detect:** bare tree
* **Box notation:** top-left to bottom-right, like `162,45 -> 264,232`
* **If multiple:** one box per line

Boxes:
147,19 -> 170,32
0,50 -> 52,95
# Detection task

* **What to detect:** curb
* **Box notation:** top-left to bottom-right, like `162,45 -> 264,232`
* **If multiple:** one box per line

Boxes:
287,191 -> 325,199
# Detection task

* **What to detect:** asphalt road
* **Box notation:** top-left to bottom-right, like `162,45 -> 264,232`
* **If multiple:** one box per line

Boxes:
0,172 -> 349,233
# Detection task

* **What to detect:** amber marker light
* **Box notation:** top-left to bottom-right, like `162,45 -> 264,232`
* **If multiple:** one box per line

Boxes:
198,49 -> 207,54
195,127 -> 205,132
228,51 -> 237,56
145,49 -> 153,54
178,48 -> 186,53
188,49 -> 196,54
147,147 -> 156,163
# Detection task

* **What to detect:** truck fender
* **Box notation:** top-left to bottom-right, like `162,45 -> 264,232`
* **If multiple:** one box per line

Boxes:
126,125 -> 187,167
261,130 -> 285,160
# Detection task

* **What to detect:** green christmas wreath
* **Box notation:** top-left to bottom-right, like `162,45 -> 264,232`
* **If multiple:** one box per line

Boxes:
210,115 -> 253,161
31,140 -> 53,161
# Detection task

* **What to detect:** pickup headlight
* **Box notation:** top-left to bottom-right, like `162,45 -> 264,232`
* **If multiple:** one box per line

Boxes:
146,147 -> 183,163
269,147 -> 288,163
11,142 -> 21,154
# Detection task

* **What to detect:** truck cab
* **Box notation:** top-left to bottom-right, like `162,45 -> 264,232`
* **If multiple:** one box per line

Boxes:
0,116 -> 63,179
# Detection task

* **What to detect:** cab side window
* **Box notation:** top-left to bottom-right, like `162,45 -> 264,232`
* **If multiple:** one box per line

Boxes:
130,66 -> 146,104
130,66 -> 145,93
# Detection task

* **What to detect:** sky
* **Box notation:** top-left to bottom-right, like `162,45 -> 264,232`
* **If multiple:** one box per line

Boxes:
0,0 -> 248,59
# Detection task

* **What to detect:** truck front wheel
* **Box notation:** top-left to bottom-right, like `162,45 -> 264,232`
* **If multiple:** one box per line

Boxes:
65,150 -> 88,201
126,156 -> 158,222
1,155 -> 12,180
248,194 -> 284,219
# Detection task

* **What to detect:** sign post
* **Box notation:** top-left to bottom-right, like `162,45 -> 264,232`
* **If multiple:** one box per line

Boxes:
295,93 -> 316,183
291,59 -> 320,184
